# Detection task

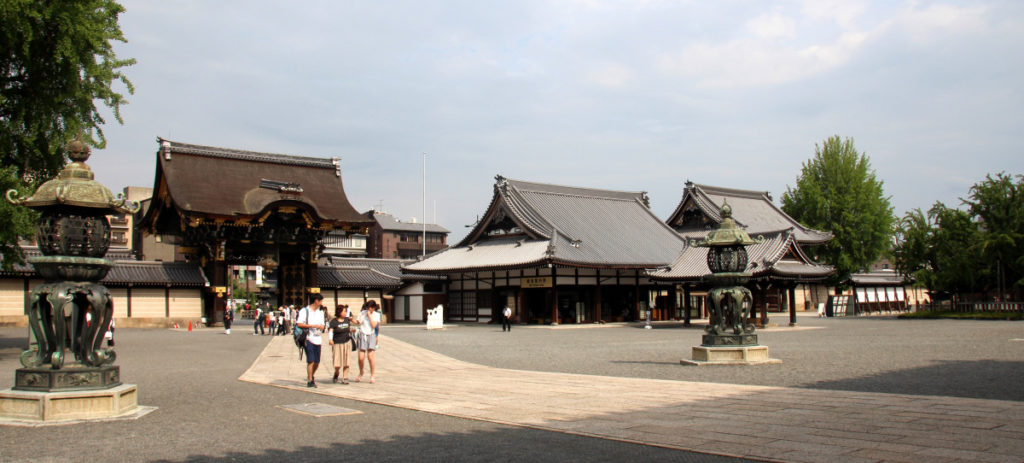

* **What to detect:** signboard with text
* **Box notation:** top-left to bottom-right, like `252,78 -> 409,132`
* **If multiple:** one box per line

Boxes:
521,276 -> 553,288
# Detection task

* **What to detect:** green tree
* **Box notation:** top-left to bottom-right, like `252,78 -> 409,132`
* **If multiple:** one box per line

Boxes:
962,172 -> 1024,299
0,0 -> 134,269
892,207 -> 935,289
927,203 -> 985,295
781,135 -> 895,287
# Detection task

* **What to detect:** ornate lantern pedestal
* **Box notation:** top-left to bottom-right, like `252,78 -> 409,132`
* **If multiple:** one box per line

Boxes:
682,203 -> 781,366
0,139 -> 154,424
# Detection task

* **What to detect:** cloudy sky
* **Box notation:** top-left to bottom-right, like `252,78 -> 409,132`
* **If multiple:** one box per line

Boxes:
91,0 -> 1024,241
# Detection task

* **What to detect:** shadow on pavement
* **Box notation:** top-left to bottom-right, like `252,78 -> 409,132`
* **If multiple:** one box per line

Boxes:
798,359 -> 1024,402
144,427 -> 751,463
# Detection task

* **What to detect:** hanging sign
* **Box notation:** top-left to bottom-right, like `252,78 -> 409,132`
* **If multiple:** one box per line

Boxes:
521,277 -> 553,288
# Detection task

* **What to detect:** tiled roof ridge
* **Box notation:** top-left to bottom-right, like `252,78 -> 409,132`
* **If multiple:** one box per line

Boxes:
158,138 -> 336,169
521,188 -> 642,203
368,268 -> 402,281
454,188 -> 506,248
690,182 -> 832,243
760,232 -> 794,266
630,196 -> 688,248
503,182 -> 557,239
505,177 -> 643,199
758,194 -> 834,243
694,183 -> 771,200
331,257 -> 407,264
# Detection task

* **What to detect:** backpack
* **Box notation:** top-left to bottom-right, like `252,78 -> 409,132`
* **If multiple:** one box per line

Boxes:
293,308 -> 309,360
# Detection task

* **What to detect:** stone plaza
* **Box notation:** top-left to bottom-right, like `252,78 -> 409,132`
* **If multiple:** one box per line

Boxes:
1,313 -> 1022,462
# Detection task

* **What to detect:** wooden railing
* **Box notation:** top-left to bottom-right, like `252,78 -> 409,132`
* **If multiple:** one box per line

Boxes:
951,302 -> 1024,313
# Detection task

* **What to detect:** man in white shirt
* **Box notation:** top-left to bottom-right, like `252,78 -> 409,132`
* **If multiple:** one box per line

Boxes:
502,305 -> 512,332
296,294 -> 326,387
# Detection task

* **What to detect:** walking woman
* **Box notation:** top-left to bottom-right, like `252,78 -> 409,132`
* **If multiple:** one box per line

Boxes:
328,305 -> 353,384
355,300 -> 380,383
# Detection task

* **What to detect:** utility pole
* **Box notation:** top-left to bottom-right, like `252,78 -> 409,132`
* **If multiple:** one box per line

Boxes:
422,152 -> 427,257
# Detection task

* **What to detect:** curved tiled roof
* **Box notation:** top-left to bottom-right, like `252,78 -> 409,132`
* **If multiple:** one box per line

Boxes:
649,230 -> 833,282
1,248 -> 208,286
141,139 -> 372,229
318,264 -> 402,289
667,183 -> 832,245
403,237 -> 552,273
103,261 -> 209,287
407,176 -> 684,273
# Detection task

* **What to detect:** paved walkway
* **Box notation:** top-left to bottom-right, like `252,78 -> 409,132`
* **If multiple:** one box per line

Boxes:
241,335 -> 1024,463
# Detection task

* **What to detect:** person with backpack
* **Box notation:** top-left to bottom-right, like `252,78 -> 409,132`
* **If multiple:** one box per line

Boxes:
296,294 -> 326,388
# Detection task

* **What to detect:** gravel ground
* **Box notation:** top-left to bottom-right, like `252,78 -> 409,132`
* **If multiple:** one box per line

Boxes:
0,327 -> 749,463
384,313 -> 1024,402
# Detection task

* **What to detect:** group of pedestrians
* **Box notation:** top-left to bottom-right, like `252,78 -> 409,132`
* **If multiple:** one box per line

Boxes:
297,294 -> 382,388
251,304 -> 291,336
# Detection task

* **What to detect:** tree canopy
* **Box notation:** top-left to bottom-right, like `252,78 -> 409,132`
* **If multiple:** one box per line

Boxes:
781,135 -> 894,287
0,0 -> 134,269
894,173 -> 1023,301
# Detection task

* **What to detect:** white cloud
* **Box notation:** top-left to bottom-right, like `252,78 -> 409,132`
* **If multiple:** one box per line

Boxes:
747,11 -> 797,40
801,0 -> 868,30
657,28 -> 869,88
657,2 -> 995,89
586,62 -> 633,88
893,3 -> 988,43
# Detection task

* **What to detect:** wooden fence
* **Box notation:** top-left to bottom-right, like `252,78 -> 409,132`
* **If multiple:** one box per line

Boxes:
951,301 -> 1024,313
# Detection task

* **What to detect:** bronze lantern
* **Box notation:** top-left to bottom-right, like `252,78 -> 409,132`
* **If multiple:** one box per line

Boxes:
5,139 -> 138,390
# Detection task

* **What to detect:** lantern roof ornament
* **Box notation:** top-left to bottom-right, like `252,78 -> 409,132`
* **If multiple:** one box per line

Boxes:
5,136 -> 139,215
692,201 -> 760,248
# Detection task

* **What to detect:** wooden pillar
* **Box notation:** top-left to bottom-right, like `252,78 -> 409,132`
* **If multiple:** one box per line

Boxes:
491,271 -> 497,324
595,269 -> 603,322
126,285 -> 133,318
788,285 -> 798,326
210,258 -> 227,325
851,282 -> 859,315
517,269 -> 524,324
759,287 -> 768,327
634,270 -> 640,321
683,285 -> 691,326
553,267 -> 560,323
669,284 -> 677,321
517,286 -> 525,325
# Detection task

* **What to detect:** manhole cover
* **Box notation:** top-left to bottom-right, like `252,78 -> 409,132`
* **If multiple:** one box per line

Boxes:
278,403 -> 362,417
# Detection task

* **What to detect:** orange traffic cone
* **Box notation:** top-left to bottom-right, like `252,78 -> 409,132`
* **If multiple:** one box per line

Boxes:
188,320 -> 193,333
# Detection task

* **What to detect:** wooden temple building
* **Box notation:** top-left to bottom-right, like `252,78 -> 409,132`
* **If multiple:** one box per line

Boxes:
140,139 -> 374,323
649,182 -> 835,325
403,176 -> 686,324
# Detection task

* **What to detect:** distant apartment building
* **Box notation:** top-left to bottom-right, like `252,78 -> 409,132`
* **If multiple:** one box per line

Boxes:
322,230 -> 368,258
365,211 -> 449,259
